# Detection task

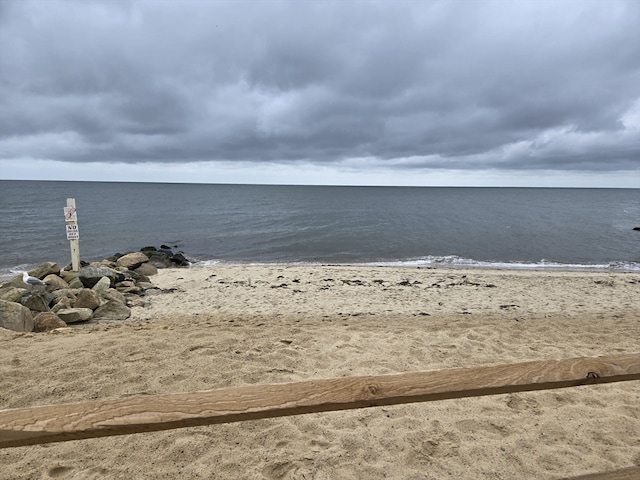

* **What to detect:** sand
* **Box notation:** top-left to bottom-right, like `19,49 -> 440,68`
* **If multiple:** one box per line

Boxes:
1,265 -> 639,479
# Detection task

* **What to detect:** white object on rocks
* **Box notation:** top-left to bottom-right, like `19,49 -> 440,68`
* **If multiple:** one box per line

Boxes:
22,271 -> 46,287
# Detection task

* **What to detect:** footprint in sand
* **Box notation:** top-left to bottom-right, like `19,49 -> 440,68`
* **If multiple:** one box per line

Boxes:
48,465 -> 73,477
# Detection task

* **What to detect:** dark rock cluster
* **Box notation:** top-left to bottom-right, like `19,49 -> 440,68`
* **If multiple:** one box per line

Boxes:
0,246 -> 191,333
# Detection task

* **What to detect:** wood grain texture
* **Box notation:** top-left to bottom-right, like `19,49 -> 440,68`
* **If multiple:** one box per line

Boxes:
1,353 -> 638,448
563,466 -> 640,480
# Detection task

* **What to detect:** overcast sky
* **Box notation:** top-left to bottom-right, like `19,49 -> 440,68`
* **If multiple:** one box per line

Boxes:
0,0 -> 639,187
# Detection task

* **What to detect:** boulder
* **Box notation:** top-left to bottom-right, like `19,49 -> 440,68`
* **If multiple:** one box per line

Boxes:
134,262 -> 158,277
101,288 -> 126,305
0,299 -> 34,332
116,252 -> 149,270
146,251 -> 172,268
92,277 -> 112,295
29,262 -> 61,280
105,253 -> 124,262
170,253 -> 190,266
51,289 -> 77,305
20,292 -> 52,312
74,288 -> 101,310
91,259 -> 117,268
77,266 -> 120,288
33,312 -> 67,332
57,308 -> 93,323
137,281 -> 156,290
59,270 -> 78,283
92,299 -> 131,321
68,277 -> 84,289
2,273 -> 28,289
125,270 -> 151,283
51,296 -> 73,313
43,274 -> 69,292
116,281 -> 141,295
0,286 -> 26,303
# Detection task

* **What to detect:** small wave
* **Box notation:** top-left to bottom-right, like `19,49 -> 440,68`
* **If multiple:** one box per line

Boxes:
189,255 -> 640,272
363,256 -> 640,272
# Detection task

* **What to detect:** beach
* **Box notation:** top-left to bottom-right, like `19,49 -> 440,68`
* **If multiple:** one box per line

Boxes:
1,265 -> 639,479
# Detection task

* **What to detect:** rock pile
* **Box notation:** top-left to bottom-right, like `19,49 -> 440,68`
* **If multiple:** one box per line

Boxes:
0,246 -> 190,333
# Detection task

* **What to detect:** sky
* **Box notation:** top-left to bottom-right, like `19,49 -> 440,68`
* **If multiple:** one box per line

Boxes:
0,0 -> 639,187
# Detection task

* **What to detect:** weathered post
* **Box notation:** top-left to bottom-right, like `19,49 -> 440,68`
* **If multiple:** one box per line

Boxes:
64,198 -> 80,271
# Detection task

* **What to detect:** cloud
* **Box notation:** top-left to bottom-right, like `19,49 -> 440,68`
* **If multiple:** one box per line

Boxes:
0,0 -> 639,181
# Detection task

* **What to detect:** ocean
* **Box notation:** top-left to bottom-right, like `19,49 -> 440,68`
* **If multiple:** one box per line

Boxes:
0,180 -> 638,279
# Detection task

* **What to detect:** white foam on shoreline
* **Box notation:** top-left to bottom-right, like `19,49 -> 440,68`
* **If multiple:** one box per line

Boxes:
195,256 -> 640,272
2,255 -> 638,283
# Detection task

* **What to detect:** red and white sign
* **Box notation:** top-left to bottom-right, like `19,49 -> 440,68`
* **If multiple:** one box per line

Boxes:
64,207 -> 77,222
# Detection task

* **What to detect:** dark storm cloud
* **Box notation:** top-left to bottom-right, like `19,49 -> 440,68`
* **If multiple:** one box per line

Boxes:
0,0 -> 638,172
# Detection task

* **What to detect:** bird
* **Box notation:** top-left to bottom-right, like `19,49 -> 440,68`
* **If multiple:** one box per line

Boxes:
22,271 -> 47,288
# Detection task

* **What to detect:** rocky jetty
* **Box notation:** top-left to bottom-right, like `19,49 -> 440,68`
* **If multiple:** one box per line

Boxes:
0,246 -> 191,333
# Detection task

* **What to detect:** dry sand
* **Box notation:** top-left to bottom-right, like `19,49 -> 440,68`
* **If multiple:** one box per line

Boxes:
1,265 -> 639,479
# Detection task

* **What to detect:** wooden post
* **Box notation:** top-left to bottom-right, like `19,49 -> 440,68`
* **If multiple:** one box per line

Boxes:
64,198 -> 80,271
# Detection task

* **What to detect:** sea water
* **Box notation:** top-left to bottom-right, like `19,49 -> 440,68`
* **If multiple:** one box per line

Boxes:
0,180 -> 638,278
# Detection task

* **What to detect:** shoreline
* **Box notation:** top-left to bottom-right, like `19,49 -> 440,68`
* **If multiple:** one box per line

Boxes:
3,256 -> 640,282
2,264 -> 639,479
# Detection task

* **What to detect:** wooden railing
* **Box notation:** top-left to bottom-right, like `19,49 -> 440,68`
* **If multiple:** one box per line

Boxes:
1,353 -> 639,478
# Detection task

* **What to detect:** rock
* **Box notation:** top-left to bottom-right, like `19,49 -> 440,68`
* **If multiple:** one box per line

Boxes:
0,286 -> 26,303
105,253 -> 123,263
50,327 -> 74,334
92,299 -> 131,321
1,263 -> 62,289
160,245 -> 174,254
57,308 -> 93,323
20,292 -> 52,312
2,273 -> 29,289
101,288 -> 127,305
92,276 -> 112,294
127,297 -> 147,308
125,270 -> 150,282
116,281 -> 141,295
62,269 -> 94,287
68,277 -> 84,289
51,296 -> 73,313
116,252 -> 149,270
51,289 -> 77,307
0,299 -> 34,332
170,252 -> 190,266
33,312 -> 67,332
134,262 -> 158,277
74,288 -> 101,310
59,270 -> 78,283
29,262 -> 61,280
143,288 -> 163,296
77,266 -> 120,288
91,259 -> 117,268
146,251 -> 172,268
43,274 -> 69,292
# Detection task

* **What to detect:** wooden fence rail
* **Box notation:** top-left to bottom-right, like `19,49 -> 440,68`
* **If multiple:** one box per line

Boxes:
563,465 -> 640,480
1,353 -> 638,449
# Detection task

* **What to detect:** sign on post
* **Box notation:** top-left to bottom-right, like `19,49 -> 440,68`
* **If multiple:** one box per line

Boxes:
65,224 -> 79,240
64,198 -> 81,271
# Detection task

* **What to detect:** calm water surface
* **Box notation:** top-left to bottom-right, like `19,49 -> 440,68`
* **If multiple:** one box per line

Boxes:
0,181 -> 638,278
